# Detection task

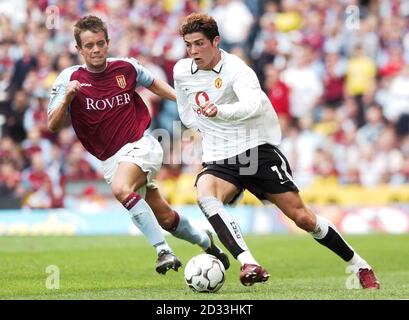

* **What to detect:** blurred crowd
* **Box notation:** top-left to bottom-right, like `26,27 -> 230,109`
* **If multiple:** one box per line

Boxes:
0,0 -> 408,209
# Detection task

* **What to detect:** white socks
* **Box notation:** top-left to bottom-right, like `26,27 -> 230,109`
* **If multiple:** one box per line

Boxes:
237,251 -> 259,266
311,214 -> 370,270
167,212 -> 210,250
309,214 -> 333,239
348,252 -> 371,270
122,192 -> 171,255
198,196 -> 249,254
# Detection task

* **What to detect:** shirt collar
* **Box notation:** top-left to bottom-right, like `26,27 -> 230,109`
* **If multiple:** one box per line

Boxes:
85,61 -> 108,73
191,49 -> 225,74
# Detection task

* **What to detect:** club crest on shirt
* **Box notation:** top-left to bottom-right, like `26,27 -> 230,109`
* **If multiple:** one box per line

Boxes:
215,77 -> 222,89
116,75 -> 126,89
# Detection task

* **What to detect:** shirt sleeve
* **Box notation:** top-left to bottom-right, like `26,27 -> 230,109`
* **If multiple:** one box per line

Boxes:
48,67 -> 74,115
127,58 -> 154,88
216,64 -> 265,121
174,78 -> 198,131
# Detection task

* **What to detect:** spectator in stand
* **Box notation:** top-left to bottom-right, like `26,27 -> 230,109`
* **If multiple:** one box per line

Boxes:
48,143 -> 64,208
22,152 -> 55,208
356,104 -> 386,146
314,107 -> 340,137
254,37 -> 278,85
332,120 -> 361,185
23,51 -> 57,100
379,44 -> 405,78
390,135 -> 409,185
312,148 -> 338,182
64,141 -> 100,181
0,158 -> 24,198
274,0 -> 302,33
7,43 -> 37,98
211,0 -> 254,52
55,127 -> 75,157
282,115 -> 325,187
21,126 -> 52,167
383,65 -> 409,127
282,45 -> 323,119
22,94 -> 51,139
3,89 -> 29,143
55,52 -> 78,74
0,136 -> 24,170
301,9 -> 324,52
322,52 -> 345,108
263,64 -> 290,121
358,125 -> 402,186
344,44 -> 377,127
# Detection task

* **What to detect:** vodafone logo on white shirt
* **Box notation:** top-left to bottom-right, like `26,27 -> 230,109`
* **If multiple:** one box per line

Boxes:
194,91 -> 209,115
195,91 -> 209,106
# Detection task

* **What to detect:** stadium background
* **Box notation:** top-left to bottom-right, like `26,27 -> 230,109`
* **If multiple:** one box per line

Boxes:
0,0 -> 408,236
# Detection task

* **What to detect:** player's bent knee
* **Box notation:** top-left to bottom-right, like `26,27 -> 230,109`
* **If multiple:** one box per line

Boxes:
196,187 -> 215,199
294,212 -> 316,232
111,184 -> 134,202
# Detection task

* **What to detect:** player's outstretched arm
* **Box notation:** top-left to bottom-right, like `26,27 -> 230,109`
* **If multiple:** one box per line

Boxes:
48,80 -> 80,133
147,78 -> 176,102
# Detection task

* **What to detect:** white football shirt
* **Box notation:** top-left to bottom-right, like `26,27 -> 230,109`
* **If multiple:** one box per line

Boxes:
174,50 -> 282,162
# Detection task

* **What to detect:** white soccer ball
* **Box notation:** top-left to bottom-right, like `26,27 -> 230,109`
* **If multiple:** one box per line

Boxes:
184,254 -> 226,293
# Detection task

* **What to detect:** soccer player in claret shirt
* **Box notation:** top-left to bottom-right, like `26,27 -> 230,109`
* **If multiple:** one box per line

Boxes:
174,13 -> 379,289
47,15 -> 229,275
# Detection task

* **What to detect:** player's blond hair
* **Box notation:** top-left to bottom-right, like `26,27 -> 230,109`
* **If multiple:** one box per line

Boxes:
74,15 -> 108,48
179,13 -> 219,42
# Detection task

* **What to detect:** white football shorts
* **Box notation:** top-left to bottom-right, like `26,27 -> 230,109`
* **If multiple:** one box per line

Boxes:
101,133 -> 163,198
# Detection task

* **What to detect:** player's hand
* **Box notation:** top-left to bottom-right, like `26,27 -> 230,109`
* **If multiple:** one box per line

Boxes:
200,101 -> 218,118
64,80 -> 81,102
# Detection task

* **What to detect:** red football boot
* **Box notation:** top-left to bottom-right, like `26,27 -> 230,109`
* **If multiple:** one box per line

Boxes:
240,264 -> 270,286
358,268 -> 380,289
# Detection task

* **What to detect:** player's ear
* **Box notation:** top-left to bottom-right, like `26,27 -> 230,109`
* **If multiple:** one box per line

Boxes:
212,36 -> 220,48
75,44 -> 86,60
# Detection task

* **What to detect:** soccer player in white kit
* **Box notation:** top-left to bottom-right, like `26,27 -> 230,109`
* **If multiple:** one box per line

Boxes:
47,15 -> 229,276
174,13 -> 379,288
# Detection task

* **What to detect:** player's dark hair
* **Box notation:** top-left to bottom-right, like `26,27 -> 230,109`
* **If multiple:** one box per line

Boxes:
74,15 -> 108,48
179,13 -> 219,42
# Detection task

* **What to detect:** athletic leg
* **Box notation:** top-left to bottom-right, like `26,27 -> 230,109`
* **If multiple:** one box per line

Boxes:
145,187 -> 230,269
266,191 -> 380,289
196,173 -> 269,285
111,162 -> 181,274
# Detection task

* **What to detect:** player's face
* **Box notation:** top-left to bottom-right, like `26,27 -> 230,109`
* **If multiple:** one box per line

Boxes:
76,30 -> 110,72
184,32 -> 221,70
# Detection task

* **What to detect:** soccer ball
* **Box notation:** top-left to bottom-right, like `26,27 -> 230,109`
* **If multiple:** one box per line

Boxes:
184,254 -> 226,293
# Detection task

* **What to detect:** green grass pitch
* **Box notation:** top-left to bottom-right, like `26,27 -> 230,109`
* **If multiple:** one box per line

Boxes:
1,234 -> 408,299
